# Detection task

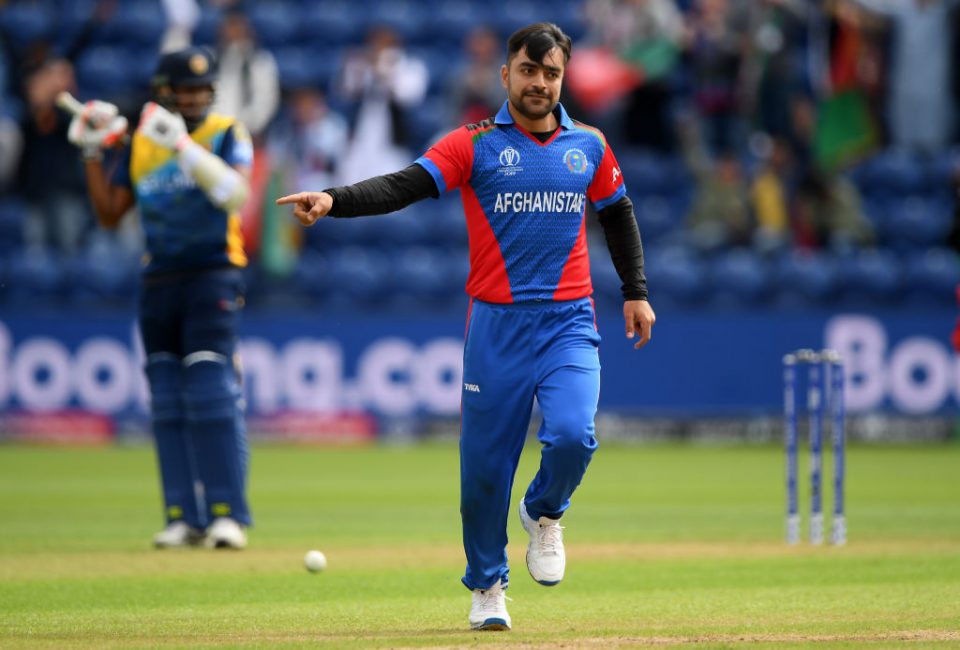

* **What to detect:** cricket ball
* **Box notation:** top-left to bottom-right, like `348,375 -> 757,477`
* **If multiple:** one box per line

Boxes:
304,549 -> 327,573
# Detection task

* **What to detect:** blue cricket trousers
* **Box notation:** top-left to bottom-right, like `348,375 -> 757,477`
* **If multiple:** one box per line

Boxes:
140,267 -> 250,528
459,297 -> 601,590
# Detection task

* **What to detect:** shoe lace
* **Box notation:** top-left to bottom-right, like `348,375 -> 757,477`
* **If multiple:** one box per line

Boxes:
537,521 -> 564,555
476,587 -> 512,614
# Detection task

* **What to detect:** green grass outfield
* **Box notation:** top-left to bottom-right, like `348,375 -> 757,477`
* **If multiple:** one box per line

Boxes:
1,442 -> 959,649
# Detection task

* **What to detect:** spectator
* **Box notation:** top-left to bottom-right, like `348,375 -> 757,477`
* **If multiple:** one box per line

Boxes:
805,0 -> 883,171
686,0 -> 748,156
0,106 -> 21,192
793,168 -> 874,252
448,25 -> 504,126
211,7 -> 280,139
160,0 -> 200,52
750,136 -> 795,252
738,0 -> 812,149
583,0 -> 686,151
336,25 -> 429,184
0,36 -> 23,191
850,0 -> 960,154
17,54 -> 91,256
266,87 -> 349,197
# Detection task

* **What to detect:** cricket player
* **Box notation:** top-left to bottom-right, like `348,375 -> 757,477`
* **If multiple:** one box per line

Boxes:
67,46 -> 254,549
277,23 -> 655,629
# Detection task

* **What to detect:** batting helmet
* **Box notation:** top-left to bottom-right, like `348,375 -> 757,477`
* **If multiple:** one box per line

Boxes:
152,46 -> 218,89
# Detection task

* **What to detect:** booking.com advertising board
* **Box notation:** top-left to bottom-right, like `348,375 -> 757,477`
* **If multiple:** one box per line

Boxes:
0,308 -> 957,442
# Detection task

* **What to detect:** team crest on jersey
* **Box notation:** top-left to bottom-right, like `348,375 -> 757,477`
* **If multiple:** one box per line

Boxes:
563,148 -> 588,174
498,147 -> 523,176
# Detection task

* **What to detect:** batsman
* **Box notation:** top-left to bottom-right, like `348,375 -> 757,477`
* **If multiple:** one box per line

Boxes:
67,46 -> 254,549
278,23 -> 655,630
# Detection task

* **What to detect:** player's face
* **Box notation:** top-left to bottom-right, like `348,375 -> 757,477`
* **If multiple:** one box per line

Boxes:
502,46 -> 564,122
170,84 -> 214,125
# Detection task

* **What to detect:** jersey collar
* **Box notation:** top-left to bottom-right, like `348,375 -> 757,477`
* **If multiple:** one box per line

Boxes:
494,101 -> 574,130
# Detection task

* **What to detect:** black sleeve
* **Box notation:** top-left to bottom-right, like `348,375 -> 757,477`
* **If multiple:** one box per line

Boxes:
597,195 -> 649,301
325,164 -> 439,217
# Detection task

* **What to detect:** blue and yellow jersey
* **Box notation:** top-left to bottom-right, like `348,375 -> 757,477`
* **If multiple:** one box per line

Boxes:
112,113 -> 253,275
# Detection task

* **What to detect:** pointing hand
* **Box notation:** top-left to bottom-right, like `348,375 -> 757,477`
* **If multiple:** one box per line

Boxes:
275,192 -> 333,226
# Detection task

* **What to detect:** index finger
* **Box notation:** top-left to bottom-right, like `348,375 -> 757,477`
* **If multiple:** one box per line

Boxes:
633,316 -> 651,350
275,193 -> 305,205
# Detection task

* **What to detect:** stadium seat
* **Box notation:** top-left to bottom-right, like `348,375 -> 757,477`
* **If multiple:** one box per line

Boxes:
274,46 -> 327,90
551,1 -> 587,41
775,250 -> 840,306
293,249 -> 332,299
492,0 -> 544,35
924,152 -> 956,193
858,192 -> 888,236
191,5 -> 222,46
882,195 -> 953,250
618,151 -> 691,194
427,1 -> 490,47
588,252 -> 623,308
376,206 -> 434,247
369,0 -> 430,44
710,249 -> 772,306
0,198 -> 25,255
633,194 -> 683,243
324,246 -> 392,306
99,0 -> 166,48
904,247 -> 960,303
64,241 -> 140,304
404,95 -> 449,151
124,47 -> 160,89
390,246 -> 452,308
408,47 -> 463,99
851,149 -> 924,196
306,212 -> 385,249
0,1 -> 54,53
248,1 -> 300,49
428,200 -> 469,247
445,247 -> 471,296
4,248 -> 64,304
300,0 -> 366,46
74,46 -> 132,96
837,248 -> 903,304
643,243 -> 708,305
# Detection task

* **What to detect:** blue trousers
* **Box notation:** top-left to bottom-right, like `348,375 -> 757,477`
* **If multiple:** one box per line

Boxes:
139,267 -> 250,528
460,297 -> 600,590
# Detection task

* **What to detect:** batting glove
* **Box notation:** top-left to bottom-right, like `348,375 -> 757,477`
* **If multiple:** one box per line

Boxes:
138,101 -> 189,151
67,100 -> 128,160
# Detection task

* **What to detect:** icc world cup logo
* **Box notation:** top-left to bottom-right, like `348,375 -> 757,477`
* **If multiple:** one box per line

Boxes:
499,147 -> 521,167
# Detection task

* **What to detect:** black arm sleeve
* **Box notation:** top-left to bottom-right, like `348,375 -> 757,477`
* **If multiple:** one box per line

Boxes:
325,164 -> 439,217
597,195 -> 649,301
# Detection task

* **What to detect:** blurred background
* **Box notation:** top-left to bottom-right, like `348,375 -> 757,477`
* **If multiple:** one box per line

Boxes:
1,0 -> 959,445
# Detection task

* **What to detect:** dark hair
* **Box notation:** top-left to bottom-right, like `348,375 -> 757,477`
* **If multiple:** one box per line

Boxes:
506,22 -> 572,65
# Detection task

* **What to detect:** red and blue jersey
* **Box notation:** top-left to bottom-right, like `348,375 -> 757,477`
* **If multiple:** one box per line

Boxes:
416,101 -> 625,303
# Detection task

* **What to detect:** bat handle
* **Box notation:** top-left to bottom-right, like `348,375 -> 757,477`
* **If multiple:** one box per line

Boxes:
56,91 -> 86,117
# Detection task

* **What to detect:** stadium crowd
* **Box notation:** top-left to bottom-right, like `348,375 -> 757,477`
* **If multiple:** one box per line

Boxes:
1,0 -> 959,313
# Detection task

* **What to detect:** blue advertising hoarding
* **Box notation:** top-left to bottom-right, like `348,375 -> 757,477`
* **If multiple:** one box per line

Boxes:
0,307 -> 957,422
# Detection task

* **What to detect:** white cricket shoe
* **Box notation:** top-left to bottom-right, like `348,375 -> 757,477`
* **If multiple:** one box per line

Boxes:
205,517 -> 247,550
153,521 -> 204,549
519,500 -> 565,585
469,581 -> 511,631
